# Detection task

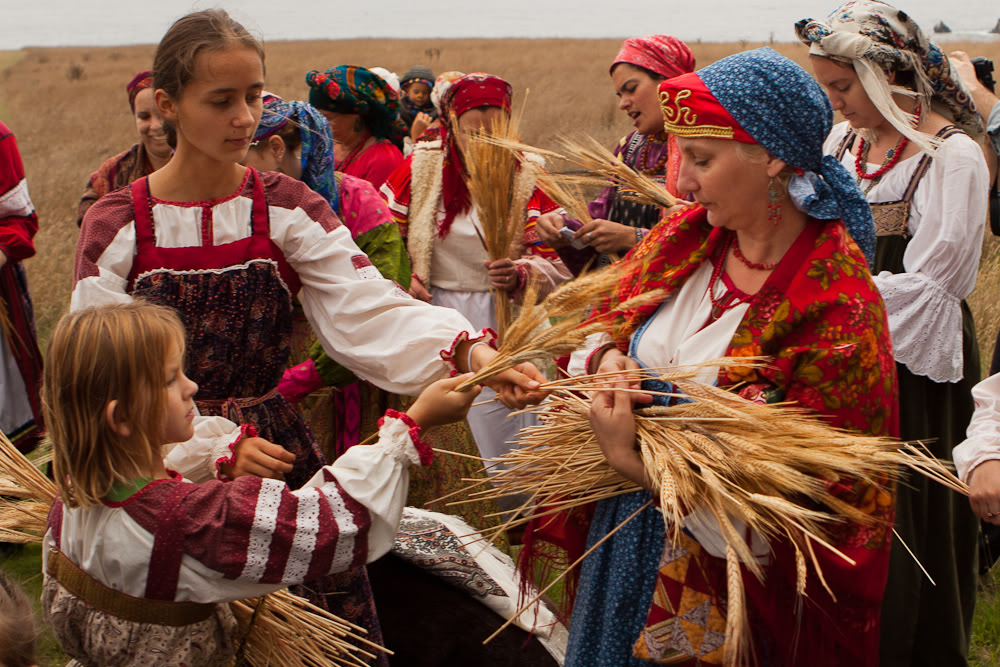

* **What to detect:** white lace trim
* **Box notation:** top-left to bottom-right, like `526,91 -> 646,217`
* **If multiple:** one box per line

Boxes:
877,270 -> 964,382
376,415 -> 421,465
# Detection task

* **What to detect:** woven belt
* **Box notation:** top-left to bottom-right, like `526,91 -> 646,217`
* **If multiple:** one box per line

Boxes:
47,548 -> 215,626
196,386 -> 281,424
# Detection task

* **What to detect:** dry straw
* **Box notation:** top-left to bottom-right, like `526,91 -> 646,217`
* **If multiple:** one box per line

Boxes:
441,363 -> 965,664
460,102 -> 536,342
455,259 -> 667,392
0,432 -> 386,667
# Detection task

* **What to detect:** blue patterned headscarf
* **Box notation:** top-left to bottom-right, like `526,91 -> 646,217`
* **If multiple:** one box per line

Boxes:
664,47 -> 876,265
254,96 -> 339,214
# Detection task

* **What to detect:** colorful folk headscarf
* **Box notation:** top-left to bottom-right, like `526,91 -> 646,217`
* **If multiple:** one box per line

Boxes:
436,73 -> 514,237
659,47 -> 877,265
253,95 -> 339,214
431,71 -> 466,117
306,65 -> 403,141
127,70 -> 153,112
611,35 -> 696,80
796,0 -> 983,152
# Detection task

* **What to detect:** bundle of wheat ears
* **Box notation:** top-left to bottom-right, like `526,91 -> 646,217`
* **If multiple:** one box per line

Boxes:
0,433 -> 386,667
443,364 -> 965,663
461,107 -> 536,341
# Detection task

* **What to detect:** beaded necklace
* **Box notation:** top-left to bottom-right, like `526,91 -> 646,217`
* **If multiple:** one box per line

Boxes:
854,103 -> 922,194
708,235 -> 755,321
638,133 -> 670,176
732,235 -> 779,271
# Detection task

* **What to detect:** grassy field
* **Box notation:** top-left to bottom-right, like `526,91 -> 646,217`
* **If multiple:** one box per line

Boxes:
3,36 -> 1000,664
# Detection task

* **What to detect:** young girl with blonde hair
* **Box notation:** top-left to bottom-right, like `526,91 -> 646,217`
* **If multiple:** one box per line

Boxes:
73,9 -> 544,654
41,301 -> 479,666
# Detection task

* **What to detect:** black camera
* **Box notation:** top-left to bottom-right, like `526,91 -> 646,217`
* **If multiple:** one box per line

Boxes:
973,56 -> 996,94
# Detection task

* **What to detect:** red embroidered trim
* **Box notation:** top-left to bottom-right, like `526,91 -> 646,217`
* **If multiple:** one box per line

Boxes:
148,167 -> 253,208
384,408 -> 433,466
439,328 -> 498,376
215,423 -> 259,480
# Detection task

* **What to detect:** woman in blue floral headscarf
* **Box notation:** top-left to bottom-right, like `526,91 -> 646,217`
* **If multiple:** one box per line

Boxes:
306,65 -> 406,188
798,4 -> 988,665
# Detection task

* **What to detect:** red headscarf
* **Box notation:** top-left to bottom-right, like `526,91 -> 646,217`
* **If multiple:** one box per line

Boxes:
436,73 -> 513,237
127,70 -> 153,112
611,35 -> 695,80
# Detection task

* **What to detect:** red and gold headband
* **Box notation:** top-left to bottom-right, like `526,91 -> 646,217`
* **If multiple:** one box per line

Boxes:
658,72 -> 754,144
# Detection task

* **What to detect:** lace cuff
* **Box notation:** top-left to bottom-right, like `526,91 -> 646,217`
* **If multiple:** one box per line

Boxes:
376,410 -> 432,466
876,271 -> 964,383
439,328 -> 498,376
214,424 -> 258,480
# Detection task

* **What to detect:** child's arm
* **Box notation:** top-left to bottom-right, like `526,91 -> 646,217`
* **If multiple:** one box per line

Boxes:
163,417 -> 294,482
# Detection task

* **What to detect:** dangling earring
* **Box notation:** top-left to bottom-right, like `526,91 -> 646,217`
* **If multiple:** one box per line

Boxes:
767,178 -> 782,226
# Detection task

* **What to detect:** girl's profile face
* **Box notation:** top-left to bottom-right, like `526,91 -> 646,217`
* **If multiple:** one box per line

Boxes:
810,55 -> 885,132
162,341 -> 198,444
157,46 -> 264,165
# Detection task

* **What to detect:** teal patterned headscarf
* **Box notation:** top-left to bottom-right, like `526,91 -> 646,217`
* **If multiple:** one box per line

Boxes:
306,65 -> 404,143
254,95 -> 339,214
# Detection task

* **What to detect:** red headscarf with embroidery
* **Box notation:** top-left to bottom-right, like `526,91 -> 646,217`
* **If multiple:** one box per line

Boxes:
611,35 -> 695,80
436,73 -> 513,237
126,70 -> 153,112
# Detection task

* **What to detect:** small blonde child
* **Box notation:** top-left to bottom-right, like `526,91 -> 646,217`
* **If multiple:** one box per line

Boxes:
40,301 -> 479,666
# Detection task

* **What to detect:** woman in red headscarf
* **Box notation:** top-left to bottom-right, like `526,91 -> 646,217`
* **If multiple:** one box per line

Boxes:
76,70 -> 173,226
381,72 -> 570,481
535,35 -> 695,274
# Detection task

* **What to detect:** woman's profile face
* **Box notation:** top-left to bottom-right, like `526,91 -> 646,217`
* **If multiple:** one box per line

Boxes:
611,63 -> 665,136
675,137 -> 770,231
321,110 -> 364,144
810,55 -> 885,131
133,88 -> 171,161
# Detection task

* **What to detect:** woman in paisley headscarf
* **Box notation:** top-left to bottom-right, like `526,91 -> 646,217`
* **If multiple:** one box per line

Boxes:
548,47 -> 894,666
306,65 -> 405,188
76,70 -> 173,225
535,35 -> 695,275
797,5 -> 988,664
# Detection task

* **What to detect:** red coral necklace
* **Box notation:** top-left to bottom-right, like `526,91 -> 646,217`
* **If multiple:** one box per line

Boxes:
854,103 -> 922,193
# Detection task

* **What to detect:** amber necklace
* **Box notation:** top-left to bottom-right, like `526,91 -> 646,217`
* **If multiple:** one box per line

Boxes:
638,132 -> 670,175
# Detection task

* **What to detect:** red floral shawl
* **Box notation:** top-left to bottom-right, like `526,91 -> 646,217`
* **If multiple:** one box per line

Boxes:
532,204 -> 899,664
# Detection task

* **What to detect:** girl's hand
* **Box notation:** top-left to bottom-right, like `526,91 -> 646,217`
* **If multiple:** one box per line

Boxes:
463,341 -> 548,408
407,373 -> 482,428
535,212 -> 570,249
969,459 -> 1000,525
221,436 -> 295,481
409,275 -> 433,302
576,219 -> 638,254
484,258 -> 519,292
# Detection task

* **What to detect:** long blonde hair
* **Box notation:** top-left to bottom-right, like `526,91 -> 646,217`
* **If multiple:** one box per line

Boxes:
43,302 -> 186,508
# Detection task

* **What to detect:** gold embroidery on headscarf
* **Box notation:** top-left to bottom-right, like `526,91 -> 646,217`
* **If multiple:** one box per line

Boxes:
659,89 -> 735,139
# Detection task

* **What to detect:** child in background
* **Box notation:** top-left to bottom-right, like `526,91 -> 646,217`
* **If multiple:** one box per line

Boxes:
40,301 -> 480,666
399,65 -> 437,142
0,570 -> 38,667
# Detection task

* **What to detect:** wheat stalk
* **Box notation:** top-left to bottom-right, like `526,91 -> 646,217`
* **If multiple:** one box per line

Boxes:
0,433 -> 386,666
438,363 -> 964,664
461,109 -> 534,342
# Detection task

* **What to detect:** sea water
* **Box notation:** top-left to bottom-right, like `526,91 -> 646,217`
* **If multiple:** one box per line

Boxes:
3,0 -> 998,50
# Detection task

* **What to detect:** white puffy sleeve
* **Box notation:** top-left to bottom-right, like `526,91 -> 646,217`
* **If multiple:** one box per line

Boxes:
955,373 -> 1000,482
872,133 -> 987,382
